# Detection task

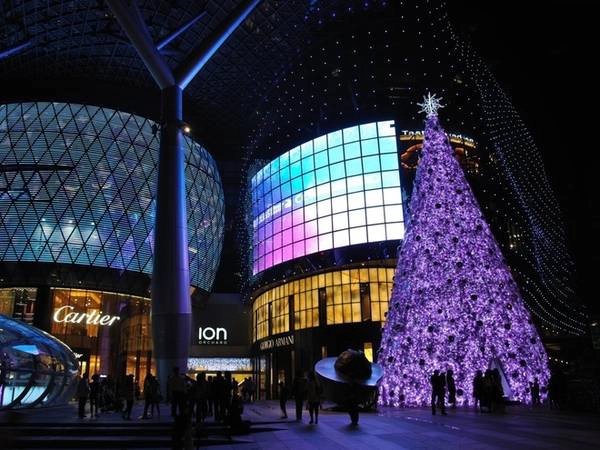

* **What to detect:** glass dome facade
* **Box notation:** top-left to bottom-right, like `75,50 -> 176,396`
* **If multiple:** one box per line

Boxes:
0,314 -> 79,409
0,102 -> 225,292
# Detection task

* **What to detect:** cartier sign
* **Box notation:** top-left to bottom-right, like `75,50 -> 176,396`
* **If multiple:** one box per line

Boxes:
53,305 -> 120,326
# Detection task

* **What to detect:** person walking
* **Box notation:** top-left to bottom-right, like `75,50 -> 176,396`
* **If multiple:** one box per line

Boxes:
306,371 -> 321,424
291,369 -> 307,421
89,374 -> 100,418
278,380 -> 289,419
77,372 -> 90,419
430,370 -> 447,415
446,369 -> 456,409
122,374 -> 135,420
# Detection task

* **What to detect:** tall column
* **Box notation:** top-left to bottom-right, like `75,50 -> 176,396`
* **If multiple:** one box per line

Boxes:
151,85 -> 191,393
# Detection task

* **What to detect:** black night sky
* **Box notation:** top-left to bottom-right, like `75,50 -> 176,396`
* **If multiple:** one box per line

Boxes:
449,1 -> 598,314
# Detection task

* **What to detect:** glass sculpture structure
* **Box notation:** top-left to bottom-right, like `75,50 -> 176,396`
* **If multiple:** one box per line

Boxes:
0,314 -> 79,408
378,102 -> 549,406
250,120 -> 404,274
0,102 -> 224,291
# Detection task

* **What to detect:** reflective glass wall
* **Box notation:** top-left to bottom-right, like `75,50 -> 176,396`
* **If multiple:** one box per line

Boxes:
0,102 -> 225,291
0,314 -> 78,409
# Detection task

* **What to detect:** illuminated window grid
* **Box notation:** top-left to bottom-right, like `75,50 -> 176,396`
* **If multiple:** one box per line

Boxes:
253,295 -> 270,342
251,121 -> 404,275
251,267 -> 394,339
0,102 -> 224,291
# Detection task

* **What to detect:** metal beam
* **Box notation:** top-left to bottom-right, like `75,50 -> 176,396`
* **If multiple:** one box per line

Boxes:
0,40 -> 31,61
105,0 -> 175,90
156,11 -> 207,51
175,0 -> 261,89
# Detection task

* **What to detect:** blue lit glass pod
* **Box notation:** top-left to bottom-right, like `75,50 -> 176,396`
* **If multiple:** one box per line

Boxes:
0,314 -> 79,409
0,103 -> 225,292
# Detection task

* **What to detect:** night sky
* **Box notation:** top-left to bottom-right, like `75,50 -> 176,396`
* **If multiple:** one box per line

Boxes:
448,1 -> 598,314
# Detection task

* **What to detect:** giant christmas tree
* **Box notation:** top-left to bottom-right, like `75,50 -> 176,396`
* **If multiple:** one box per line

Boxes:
378,94 -> 549,406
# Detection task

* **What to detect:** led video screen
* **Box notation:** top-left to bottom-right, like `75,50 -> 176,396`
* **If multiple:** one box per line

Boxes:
251,121 -> 405,275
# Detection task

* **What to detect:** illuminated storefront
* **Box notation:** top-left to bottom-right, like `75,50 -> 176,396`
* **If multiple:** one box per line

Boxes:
250,265 -> 395,399
49,288 -> 153,380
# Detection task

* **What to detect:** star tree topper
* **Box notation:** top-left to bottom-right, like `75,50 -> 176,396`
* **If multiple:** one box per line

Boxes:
417,92 -> 445,117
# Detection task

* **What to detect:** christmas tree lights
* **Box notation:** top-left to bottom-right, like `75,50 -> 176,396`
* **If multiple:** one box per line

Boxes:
378,95 -> 549,406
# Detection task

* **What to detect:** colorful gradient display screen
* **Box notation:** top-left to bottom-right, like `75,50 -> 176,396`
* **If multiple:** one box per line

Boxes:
251,121 -> 405,275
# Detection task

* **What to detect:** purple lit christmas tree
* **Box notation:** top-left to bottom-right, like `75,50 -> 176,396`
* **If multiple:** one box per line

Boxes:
378,94 -> 549,406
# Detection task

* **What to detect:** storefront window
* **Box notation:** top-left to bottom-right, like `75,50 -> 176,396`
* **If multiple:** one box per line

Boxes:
0,288 -> 37,323
252,266 -> 394,341
49,288 -> 154,382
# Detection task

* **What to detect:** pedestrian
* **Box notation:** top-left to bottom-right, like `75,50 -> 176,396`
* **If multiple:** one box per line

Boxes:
446,369 -> 456,409
344,380 -> 360,426
169,367 -> 186,417
89,374 -> 100,418
207,375 -> 214,417
291,369 -> 307,421
248,378 -> 255,403
194,372 -> 208,423
491,368 -> 504,413
531,377 -> 541,406
142,373 -> 156,419
278,380 -> 289,419
77,372 -> 90,419
473,370 -> 483,411
122,374 -> 135,420
241,377 -> 249,402
430,370 -> 447,415
306,371 -> 321,424
213,372 -> 224,421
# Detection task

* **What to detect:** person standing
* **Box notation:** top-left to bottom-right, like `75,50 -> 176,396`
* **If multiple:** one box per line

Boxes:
306,372 -> 321,425
169,367 -> 186,418
430,370 -> 447,415
77,372 -> 90,419
150,374 -> 161,417
278,381 -> 289,419
291,369 -> 307,421
446,369 -> 456,409
122,374 -> 135,420
530,377 -> 541,406
473,370 -> 483,411
344,380 -> 360,426
89,374 -> 100,418
194,372 -> 208,423
206,376 -> 214,417
142,373 -> 156,419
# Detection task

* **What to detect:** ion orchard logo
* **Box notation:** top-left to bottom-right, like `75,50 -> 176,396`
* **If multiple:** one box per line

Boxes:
198,327 -> 228,345
52,305 -> 120,326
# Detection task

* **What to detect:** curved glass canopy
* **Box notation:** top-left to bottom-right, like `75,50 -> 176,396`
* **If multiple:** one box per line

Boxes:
0,314 -> 79,409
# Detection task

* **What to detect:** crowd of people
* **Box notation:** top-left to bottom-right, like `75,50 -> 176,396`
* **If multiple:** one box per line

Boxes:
76,372 -> 146,419
75,367 -> 256,429
430,368 -> 571,414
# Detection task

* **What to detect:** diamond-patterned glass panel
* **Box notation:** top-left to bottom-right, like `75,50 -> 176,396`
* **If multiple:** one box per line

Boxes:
0,102 -> 224,292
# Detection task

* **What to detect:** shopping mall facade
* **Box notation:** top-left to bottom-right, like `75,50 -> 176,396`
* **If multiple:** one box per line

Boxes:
0,101 -> 225,383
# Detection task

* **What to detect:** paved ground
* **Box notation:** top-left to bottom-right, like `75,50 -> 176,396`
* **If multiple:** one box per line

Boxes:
2,400 -> 599,449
